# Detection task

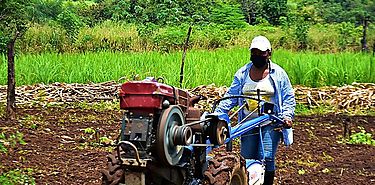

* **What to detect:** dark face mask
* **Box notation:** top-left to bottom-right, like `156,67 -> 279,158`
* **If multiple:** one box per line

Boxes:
251,55 -> 268,68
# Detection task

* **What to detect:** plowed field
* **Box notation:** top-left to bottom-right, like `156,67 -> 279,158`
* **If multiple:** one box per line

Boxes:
1,107 -> 374,185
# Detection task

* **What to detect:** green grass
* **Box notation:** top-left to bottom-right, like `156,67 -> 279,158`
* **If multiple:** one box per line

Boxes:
295,104 -> 375,116
295,104 -> 336,116
0,48 -> 374,88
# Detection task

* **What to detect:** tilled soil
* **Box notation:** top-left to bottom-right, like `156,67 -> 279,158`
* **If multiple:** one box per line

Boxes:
0,107 -> 374,185
276,115 -> 375,185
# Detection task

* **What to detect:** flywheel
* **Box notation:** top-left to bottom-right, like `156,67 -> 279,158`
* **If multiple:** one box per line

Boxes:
156,105 -> 188,166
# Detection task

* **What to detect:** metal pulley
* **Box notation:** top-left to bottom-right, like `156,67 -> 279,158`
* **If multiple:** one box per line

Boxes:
206,119 -> 229,146
156,105 -> 192,166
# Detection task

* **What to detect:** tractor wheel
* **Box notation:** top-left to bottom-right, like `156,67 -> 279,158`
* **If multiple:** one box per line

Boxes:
204,151 -> 248,185
100,153 -> 125,185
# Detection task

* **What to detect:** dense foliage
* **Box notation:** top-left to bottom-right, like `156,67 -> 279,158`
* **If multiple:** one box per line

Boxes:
1,0 -> 375,53
0,0 -> 34,53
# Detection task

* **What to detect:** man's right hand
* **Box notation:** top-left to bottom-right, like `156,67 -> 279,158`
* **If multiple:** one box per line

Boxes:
283,118 -> 293,129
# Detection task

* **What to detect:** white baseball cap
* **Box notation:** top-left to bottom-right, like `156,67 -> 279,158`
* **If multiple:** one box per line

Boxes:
249,36 -> 271,51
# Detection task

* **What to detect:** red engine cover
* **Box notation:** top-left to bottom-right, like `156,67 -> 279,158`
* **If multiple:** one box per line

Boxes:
119,81 -> 175,110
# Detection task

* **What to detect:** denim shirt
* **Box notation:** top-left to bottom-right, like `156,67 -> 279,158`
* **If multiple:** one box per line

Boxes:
214,61 -> 296,146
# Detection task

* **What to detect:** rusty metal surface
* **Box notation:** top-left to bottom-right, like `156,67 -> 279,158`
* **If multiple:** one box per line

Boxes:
186,106 -> 201,122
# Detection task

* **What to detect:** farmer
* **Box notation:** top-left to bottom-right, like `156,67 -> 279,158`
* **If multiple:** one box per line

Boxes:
214,36 -> 295,185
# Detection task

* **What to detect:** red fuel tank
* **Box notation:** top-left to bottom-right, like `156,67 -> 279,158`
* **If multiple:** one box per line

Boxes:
119,81 -> 175,110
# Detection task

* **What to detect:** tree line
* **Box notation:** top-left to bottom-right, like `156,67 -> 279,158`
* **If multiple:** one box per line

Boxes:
31,0 -> 375,26
0,0 -> 374,119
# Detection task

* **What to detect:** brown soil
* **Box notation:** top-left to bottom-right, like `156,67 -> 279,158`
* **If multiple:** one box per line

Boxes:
276,114 -> 375,185
1,107 -> 374,185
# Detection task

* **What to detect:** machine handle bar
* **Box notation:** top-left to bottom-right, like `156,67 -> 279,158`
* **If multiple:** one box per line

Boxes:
212,95 -> 261,113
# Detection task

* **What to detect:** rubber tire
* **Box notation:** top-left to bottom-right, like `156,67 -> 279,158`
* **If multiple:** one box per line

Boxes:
100,153 -> 125,185
204,151 -> 248,185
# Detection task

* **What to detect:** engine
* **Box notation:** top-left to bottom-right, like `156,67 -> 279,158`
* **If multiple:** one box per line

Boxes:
118,80 -> 202,166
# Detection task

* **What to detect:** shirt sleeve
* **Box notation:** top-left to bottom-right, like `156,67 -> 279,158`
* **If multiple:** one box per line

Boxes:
280,70 -> 296,120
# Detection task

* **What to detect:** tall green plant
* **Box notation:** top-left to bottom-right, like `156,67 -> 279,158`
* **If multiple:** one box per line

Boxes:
261,0 -> 288,25
0,49 -> 373,88
209,3 -> 247,29
33,0 -> 64,23
57,9 -> 84,41
294,19 -> 310,50
336,22 -> 362,51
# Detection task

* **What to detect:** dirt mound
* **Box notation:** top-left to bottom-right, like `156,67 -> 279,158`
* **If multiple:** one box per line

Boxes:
190,83 -> 375,113
1,82 -> 373,112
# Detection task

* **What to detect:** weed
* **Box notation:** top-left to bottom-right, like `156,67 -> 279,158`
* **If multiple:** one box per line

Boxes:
0,168 -> 35,185
306,129 -> 318,140
322,168 -> 331,173
0,132 -> 7,153
348,126 -> 375,146
30,124 -> 38,130
99,136 -> 112,146
295,155 -> 320,168
81,127 -> 113,147
84,128 -> 95,134
298,169 -> 306,175
0,103 -> 5,118
20,115 -> 43,129
296,160 -> 319,168
322,152 -> 334,162
70,101 -> 118,111
295,104 -> 336,116
0,131 -> 27,154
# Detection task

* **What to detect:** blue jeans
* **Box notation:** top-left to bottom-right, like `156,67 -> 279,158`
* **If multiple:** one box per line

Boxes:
240,125 -> 281,171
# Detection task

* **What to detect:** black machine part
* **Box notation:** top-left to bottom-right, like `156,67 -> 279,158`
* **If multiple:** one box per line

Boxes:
205,116 -> 229,146
120,113 -> 154,159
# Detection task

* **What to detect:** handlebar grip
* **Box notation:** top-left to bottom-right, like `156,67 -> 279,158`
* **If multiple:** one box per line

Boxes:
270,115 -> 285,128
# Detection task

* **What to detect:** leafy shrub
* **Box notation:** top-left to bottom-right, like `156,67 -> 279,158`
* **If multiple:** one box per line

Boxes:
0,169 -> 35,185
14,21 -> 375,53
308,23 -> 339,52
336,22 -> 362,51
209,3 -> 247,30
152,25 -> 188,52
75,21 -> 137,52
293,18 -> 310,50
348,126 -> 375,146
191,24 -> 236,50
0,131 -> 26,154
34,0 -> 64,23
261,0 -> 288,25
19,23 -> 67,53
0,32 -> 8,54
57,9 -> 84,41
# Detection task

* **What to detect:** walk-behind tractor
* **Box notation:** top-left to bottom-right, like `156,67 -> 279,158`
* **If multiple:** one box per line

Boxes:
100,79 -> 284,185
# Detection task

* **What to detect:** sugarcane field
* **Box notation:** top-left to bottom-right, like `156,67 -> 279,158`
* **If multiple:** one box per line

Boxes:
1,1 -> 375,185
